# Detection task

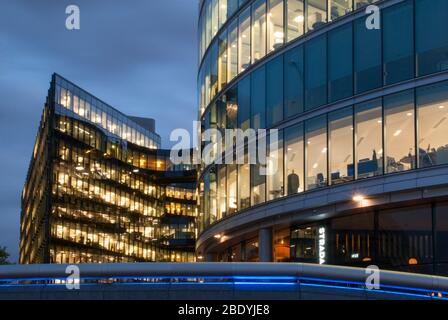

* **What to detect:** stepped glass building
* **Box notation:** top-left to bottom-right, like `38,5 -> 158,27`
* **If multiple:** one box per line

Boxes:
20,74 -> 197,264
196,0 -> 448,275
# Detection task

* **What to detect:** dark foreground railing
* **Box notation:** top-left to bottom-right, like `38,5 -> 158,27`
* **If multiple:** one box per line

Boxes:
0,263 -> 447,300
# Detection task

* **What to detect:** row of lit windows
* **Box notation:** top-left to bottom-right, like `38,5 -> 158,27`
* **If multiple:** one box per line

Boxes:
50,245 -> 195,264
199,0 -> 379,62
57,141 -> 163,199
56,116 -> 170,172
199,0 -> 448,120
55,81 -> 160,149
53,205 -> 155,230
54,170 -> 161,217
165,202 -> 196,217
57,140 -> 197,210
51,205 -> 195,261
165,186 -> 196,201
51,222 -> 155,255
199,80 -> 448,231
200,0 -> 250,60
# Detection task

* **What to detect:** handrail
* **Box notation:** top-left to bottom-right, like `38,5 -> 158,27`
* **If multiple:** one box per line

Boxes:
1,263 -> 447,293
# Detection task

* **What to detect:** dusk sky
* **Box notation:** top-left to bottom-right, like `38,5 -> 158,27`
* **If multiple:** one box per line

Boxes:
0,0 -> 198,262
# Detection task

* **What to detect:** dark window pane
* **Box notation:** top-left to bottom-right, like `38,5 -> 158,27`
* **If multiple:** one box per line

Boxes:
354,17 -> 382,94
383,1 -> 414,85
378,206 -> 433,269
267,55 -> 284,126
416,0 -> 448,76
251,66 -> 266,129
329,212 -> 374,266
436,202 -> 448,263
284,46 -> 304,118
305,35 -> 327,110
328,23 -> 353,102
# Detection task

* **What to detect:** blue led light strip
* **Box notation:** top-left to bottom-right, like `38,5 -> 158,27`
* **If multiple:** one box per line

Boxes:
0,275 -> 447,300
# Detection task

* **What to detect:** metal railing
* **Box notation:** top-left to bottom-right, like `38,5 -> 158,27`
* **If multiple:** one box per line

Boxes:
0,263 -> 447,297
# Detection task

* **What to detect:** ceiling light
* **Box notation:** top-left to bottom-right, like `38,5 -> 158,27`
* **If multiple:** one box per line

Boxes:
439,105 -> 445,109
214,234 -> 222,239
353,194 -> 365,202
394,130 -> 402,137
274,31 -> 284,39
407,112 -> 413,117
294,15 -> 304,23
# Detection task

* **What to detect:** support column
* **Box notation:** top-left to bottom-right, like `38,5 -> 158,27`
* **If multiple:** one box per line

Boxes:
205,253 -> 216,262
258,227 -> 273,262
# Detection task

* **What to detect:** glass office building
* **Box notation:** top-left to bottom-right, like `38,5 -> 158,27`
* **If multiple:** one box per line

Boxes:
20,74 -> 197,264
197,0 -> 448,275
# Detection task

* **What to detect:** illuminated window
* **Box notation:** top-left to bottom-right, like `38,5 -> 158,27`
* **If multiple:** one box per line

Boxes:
268,0 -> 284,52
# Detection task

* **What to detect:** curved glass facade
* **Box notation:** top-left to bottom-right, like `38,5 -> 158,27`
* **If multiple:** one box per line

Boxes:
197,0 -> 448,273
200,80 -> 448,230
198,0 -> 383,115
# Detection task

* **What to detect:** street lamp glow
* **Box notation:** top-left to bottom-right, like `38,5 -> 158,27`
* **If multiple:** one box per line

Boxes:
353,194 -> 365,202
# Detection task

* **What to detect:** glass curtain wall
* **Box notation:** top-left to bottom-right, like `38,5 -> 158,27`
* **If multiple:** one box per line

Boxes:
305,35 -> 327,110
354,99 -> 383,179
252,0 -> 267,63
416,0 -> 448,77
286,0 -> 304,42
328,23 -> 353,102
284,46 -> 304,118
329,0 -> 352,21
384,90 -> 416,174
268,0 -> 284,52
307,0 -> 327,31
329,107 -> 354,185
239,8 -> 252,73
305,115 -> 327,190
203,81 -> 448,226
285,124 -> 304,195
417,82 -> 448,168
383,0 -> 414,85
267,131 -> 284,200
228,20 -> 239,81
251,66 -> 266,130
267,55 -> 284,126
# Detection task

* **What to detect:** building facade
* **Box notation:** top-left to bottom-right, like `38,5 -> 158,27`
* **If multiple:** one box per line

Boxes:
196,0 -> 448,275
20,74 -> 197,264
